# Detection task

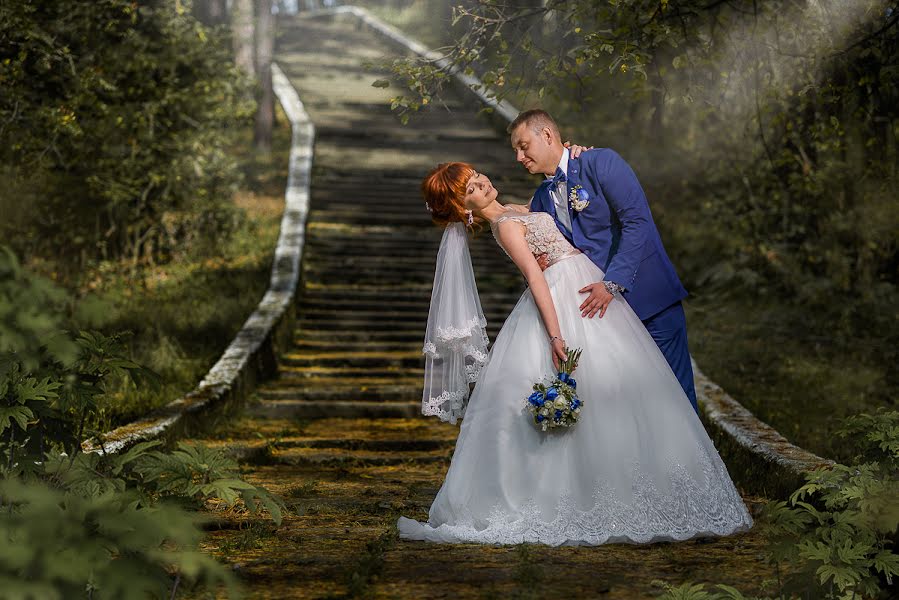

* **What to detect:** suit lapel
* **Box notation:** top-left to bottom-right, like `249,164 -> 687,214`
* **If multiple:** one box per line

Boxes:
533,182 -> 555,217
533,179 -> 574,242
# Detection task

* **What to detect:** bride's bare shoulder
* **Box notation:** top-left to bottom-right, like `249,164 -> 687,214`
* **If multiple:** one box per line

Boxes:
491,215 -> 527,237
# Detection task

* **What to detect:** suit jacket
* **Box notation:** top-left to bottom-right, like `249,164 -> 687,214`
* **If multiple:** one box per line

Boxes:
530,148 -> 687,320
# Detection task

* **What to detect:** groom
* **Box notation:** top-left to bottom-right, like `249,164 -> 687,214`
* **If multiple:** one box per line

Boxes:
508,109 -> 698,413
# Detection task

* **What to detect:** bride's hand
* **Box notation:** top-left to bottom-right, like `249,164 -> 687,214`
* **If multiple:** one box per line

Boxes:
550,337 -> 567,371
563,141 -> 594,159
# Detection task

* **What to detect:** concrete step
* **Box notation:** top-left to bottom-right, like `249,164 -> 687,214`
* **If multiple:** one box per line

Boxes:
265,446 -> 451,466
292,340 -> 421,353
275,365 -> 425,378
257,384 -> 420,402
298,289 -> 521,306
295,319 -> 426,332
281,351 -> 422,369
294,321 -> 505,339
296,308 -> 510,323
301,270 -> 521,287
301,267 -> 440,285
250,399 -> 423,419
293,329 -> 424,342
265,374 -> 420,387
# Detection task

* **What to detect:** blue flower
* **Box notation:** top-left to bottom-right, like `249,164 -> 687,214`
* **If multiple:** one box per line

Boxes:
570,398 -> 580,410
536,414 -> 545,422
557,373 -> 577,389
545,387 -> 559,401
576,187 -> 590,203
554,409 -> 563,421
528,391 -> 545,406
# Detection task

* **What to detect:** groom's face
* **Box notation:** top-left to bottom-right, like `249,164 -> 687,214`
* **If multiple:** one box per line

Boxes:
510,124 -> 556,176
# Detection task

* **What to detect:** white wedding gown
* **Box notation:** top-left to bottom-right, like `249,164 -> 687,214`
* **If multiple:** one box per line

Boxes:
397,212 -> 753,546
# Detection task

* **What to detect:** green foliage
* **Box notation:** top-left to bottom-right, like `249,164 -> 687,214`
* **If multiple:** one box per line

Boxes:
0,0 -> 255,268
0,247 -> 78,371
0,478 -> 234,600
134,441 -> 284,523
654,581 -> 760,600
761,409 -> 899,599
1,323 -> 158,478
834,410 -> 899,470
654,410 -> 899,599
0,247 -> 283,597
0,358 -> 62,481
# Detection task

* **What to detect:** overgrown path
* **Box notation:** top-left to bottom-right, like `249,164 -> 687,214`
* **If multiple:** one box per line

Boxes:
192,15 -> 773,599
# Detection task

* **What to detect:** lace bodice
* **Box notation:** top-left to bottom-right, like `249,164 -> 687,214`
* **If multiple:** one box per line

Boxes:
490,212 -> 581,267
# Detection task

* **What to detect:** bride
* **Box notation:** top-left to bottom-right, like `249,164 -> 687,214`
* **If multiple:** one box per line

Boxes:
397,162 -> 754,546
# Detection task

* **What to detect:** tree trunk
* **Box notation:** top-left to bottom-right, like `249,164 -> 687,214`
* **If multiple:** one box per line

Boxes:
254,0 -> 275,153
232,0 -> 256,78
194,0 -> 227,26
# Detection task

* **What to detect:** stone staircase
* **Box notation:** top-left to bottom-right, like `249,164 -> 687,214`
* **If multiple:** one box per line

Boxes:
189,14 -> 774,600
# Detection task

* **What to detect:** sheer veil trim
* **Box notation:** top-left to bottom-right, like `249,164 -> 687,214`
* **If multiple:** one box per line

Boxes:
422,223 -> 489,424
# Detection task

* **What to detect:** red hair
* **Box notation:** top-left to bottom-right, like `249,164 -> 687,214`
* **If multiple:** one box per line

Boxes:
421,162 -> 485,230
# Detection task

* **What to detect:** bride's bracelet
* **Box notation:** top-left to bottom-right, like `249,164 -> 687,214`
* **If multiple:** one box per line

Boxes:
549,335 -> 564,345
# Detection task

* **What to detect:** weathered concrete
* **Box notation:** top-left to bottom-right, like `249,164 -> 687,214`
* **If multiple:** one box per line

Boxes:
694,360 -> 835,498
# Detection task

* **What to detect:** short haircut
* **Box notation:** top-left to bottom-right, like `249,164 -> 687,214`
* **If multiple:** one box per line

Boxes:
507,109 -> 560,139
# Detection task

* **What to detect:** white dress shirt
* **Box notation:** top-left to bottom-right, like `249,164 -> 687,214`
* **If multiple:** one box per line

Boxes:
547,147 -> 572,234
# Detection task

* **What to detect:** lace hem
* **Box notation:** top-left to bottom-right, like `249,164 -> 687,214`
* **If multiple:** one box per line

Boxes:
422,389 -> 468,423
423,316 -> 487,357
421,343 -> 489,424
398,443 -> 754,546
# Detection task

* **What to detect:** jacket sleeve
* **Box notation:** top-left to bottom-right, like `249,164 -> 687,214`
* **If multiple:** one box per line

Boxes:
591,149 -> 650,290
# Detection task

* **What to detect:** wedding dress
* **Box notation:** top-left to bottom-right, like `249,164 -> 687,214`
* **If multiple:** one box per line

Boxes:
397,212 -> 753,546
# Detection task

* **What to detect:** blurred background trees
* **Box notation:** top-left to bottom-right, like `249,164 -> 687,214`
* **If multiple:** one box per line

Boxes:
0,0 -> 282,272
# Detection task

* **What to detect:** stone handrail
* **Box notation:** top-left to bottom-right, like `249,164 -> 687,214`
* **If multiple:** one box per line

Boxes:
304,5 -> 834,499
83,63 -> 314,455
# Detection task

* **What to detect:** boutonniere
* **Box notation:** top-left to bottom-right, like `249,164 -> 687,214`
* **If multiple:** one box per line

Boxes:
569,185 -> 590,212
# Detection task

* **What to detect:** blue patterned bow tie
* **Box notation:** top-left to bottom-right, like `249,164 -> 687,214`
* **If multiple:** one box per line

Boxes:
551,167 -> 567,187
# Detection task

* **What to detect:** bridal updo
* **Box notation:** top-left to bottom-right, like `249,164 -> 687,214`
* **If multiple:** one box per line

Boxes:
422,162 -> 486,230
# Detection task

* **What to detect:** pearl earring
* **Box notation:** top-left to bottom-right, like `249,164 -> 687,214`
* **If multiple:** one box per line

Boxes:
465,210 -> 473,226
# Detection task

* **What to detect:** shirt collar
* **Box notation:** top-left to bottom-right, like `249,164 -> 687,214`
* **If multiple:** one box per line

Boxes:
545,147 -> 570,180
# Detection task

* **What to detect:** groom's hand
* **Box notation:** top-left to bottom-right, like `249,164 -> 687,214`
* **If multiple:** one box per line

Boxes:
536,253 -> 549,271
578,282 -> 613,318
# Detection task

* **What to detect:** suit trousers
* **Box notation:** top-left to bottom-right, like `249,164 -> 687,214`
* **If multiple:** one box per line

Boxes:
640,301 -> 698,413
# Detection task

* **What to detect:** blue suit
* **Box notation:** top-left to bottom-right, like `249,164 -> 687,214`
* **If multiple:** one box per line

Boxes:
530,148 -> 698,412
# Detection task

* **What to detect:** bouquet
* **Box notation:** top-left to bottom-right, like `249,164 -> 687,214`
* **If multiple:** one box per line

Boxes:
525,347 -> 584,431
